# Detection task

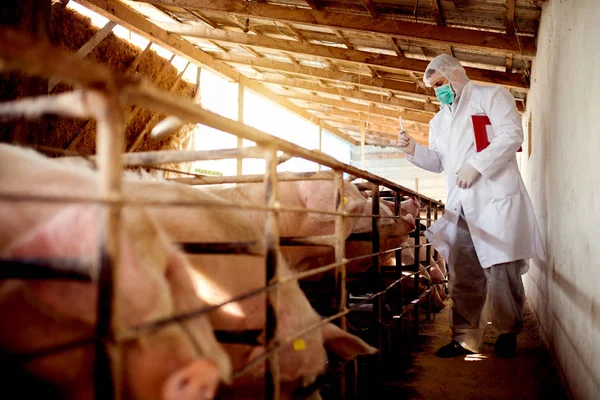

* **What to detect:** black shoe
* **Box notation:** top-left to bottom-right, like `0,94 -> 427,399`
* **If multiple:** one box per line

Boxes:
435,340 -> 474,358
495,333 -> 517,358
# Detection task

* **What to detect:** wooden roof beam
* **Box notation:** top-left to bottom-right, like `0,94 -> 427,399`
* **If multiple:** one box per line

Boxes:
185,8 -> 219,29
388,37 -> 404,58
282,22 -> 306,43
505,0 -> 516,72
331,29 -> 352,49
257,75 -> 439,113
76,0 -> 358,145
242,45 -> 264,58
312,108 -> 429,133
304,0 -> 320,10
284,93 -> 433,124
361,0 -> 379,19
161,23 -> 529,89
138,0 -> 536,57
430,0 -> 445,26
506,0 -> 516,35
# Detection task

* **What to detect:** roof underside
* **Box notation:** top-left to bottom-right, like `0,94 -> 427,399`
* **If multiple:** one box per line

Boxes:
90,0 -> 544,146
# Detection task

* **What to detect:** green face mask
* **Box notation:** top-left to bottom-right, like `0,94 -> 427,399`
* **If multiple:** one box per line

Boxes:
435,83 -> 455,105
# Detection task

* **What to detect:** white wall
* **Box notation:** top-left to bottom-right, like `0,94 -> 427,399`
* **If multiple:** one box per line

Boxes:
520,1 -> 600,398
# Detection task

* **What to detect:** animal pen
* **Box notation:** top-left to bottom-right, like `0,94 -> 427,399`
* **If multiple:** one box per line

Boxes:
0,26 -> 447,400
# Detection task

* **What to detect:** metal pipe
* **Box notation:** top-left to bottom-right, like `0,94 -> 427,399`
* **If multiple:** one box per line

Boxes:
393,191 -> 404,320
0,192 -> 425,221
333,170 -> 347,400
371,183 -> 382,360
425,203 -> 432,321
0,258 -> 93,281
263,146 -> 281,400
171,170 -> 335,185
93,91 -> 125,400
412,210 -> 421,336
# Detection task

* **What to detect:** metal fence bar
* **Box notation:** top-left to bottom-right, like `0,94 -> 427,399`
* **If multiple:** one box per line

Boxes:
263,146 -> 281,400
412,212 -> 421,336
371,184 -> 383,360
425,203 -> 432,321
333,170 -> 347,400
93,91 -> 125,400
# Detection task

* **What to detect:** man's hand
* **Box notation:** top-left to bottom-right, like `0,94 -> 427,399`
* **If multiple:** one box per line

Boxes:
455,163 -> 481,189
397,130 -> 416,156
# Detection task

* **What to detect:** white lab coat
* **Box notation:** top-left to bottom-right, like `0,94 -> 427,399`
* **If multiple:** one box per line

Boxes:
407,81 -> 545,268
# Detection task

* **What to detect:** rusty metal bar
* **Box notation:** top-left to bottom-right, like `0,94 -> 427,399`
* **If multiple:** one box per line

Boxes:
263,146 -> 281,400
0,191 -> 416,221
333,170 -> 347,400
425,202 -> 432,321
393,190 -> 404,319
412,211 -> 421,336
371,183 -> 382,359
172,170 -> 335,185
93,91 -> 125,400
60,146 -> 265,167
0,258 -> 93,281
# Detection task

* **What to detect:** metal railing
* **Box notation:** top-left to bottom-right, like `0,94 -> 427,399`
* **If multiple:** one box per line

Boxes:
0,27 -> 447,400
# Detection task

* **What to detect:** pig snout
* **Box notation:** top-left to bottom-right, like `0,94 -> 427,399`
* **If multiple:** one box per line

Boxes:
162,359 -> 220,400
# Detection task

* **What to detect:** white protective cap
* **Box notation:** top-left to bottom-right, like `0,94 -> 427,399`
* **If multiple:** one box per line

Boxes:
423,54 -> 470,98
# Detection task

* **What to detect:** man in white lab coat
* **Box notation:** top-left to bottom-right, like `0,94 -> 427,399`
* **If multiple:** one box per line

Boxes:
397,54 -> 545,358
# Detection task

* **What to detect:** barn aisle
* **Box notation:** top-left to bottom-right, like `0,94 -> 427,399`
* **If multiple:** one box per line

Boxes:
388,302 -> 570,400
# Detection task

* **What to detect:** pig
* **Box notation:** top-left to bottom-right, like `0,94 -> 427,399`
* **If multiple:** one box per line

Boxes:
3,145 -> 377,397
343,198 -> 416,276
122,177 -> 378,397
0,144 -> 231,400
204,180 -> 368,273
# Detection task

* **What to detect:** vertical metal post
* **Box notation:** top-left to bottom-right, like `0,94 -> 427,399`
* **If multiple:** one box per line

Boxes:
333,170 -> 347,400
94,91 -> 125,400
237,83 -> 244,176
393,191 -> 403,317
371,183 -> 382,356
412,207 -> 421,336
263,146 -> 281,400
425,203 -> 432,321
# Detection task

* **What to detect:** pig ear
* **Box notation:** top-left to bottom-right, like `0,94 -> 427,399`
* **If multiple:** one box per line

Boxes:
321,323 -> 378,360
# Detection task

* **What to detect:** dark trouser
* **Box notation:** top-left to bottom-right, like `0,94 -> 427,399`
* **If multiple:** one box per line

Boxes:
448,213 -> 526,353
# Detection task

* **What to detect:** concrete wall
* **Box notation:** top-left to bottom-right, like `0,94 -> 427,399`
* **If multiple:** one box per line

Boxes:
350,145 -> 447,202
520,1 -> 600,398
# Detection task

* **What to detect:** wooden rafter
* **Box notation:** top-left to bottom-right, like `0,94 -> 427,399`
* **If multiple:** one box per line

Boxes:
506,0 -> 516,35
361,0 -> 379,19
208,40 -> 229,53
242,45 -> 263,58
77,0 -> 358,145
258,75 -> 439,113
304,0 -> 320,10
137,0 -> 536,57
282,22 -> 306,42
505,0 -> 516,72
331,29 -> 352,49
311,107 -> 429,133
160,23 -> 529,89
284,93 -> 433,124
388,37 -> 404,58
185,8 -> 219,29
430,0 -> 445,26
215,53 -> 434,97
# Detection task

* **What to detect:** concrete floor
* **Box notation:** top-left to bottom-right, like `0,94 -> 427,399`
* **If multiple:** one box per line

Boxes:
385,301 -> 571,400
